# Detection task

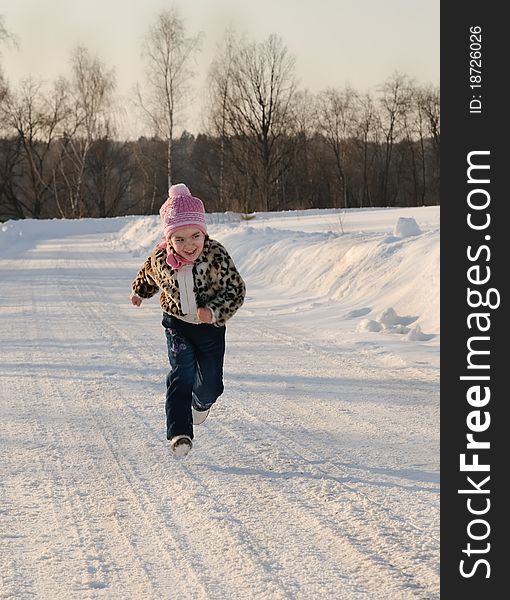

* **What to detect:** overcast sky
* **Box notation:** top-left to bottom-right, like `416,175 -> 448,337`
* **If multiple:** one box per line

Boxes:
0,0 -> 439,136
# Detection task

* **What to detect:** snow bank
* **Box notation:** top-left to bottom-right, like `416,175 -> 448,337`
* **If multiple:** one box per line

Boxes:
0,216 -> 133,256
212,224 -> 439,335
111,206 -> 439,338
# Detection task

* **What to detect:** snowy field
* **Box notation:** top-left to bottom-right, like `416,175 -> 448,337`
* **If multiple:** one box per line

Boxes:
0,205 -> 440,599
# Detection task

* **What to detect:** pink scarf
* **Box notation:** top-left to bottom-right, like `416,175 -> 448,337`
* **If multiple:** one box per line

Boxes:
157,239 -> 194,269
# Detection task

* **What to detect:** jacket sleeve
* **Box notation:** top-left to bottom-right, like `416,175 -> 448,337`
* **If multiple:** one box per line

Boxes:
206,247 -> 246,326
131,256 -> 160,299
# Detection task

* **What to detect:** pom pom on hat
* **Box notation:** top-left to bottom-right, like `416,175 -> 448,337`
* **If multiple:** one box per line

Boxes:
168,183 -> 191,197
159,183 -> 207,239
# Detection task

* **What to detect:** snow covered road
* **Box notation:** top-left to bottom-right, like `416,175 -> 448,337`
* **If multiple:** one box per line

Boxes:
0,212 -> 439,599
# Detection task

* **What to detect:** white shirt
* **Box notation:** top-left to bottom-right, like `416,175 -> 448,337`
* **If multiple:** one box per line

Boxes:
175,265 -> 200,324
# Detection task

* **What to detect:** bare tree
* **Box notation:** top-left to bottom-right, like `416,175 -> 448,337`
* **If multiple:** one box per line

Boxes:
401,88 -> 420,206
137,8 -> 201,187
56,46 -> 116,217
417,84 -> 440,165
291,89 -> 319,208
130,137 -> 164,214
0,17 -> 18,219
211,33 -> 297,212
316,86 -> 357,208
1,77 -> 71,218
400,83 -> 438,206
84,139 -> 133,217
0,143 -> 23,220
207,29 -> 238,207
377,72 -> 414,206
410,84 -> 440,205
352,91 -> 380,207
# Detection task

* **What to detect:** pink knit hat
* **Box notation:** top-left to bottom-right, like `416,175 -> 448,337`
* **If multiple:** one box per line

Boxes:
159,183 -> 207,239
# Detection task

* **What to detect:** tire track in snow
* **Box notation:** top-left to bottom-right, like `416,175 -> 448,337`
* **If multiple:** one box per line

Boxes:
24,268 -> 184,598
81,378 -> 296,600
31,260 -> 214,599
1,260 -> 119,599
209,414 -> 439,599
218,322 -> 439,597
0,258 -> 43,599
221,326 -> 439,525
60,356 -> 370,599
236,321 -> 439,513
247,322 -> 438,384
0,249 -> 204,599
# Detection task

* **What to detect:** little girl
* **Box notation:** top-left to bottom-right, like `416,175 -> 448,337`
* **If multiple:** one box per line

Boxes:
130,183 -> 246,457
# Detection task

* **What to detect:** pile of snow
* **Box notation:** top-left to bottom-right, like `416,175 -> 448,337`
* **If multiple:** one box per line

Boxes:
393,216 -> 422,237
358,307 -> 435,341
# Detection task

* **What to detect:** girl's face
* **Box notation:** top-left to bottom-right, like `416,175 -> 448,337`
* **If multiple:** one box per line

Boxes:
169,227 -> 205,261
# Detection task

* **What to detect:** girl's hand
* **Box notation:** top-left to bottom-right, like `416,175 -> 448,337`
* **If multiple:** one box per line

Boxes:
131,294 -> 142,307
197,307 -> 214,323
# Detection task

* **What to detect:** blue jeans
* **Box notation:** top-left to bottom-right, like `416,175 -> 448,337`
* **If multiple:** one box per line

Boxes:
162,314 -> 225,440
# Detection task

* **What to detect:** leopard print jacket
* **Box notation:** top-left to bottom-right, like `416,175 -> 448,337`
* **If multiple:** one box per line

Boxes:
131,237 -> 246,326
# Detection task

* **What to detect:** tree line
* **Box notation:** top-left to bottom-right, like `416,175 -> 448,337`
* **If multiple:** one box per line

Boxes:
0,10 -> 439,221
